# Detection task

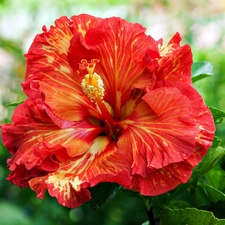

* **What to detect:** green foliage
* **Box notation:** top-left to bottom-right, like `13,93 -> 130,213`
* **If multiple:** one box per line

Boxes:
201,200 -> 225,219
160,207 -> 225,225
192,61 -> 213,83
209,106 -> 225,124
192,184 -> 225,208
89,183 -> 121,210
147,143 -> 225,224
5,100 -> 24,107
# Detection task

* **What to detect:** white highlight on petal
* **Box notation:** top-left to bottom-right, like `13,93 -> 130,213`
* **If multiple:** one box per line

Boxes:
70,176 -> 82,191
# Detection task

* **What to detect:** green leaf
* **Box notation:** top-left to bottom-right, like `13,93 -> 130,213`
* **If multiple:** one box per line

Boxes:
204,165 -> 225,191
192,184 -> 225,208
209,106 -> 225,124
88,183 -> 121,210
212,136 -> 222,148
142,221 -> 150,225
192,146 -> 225,180
5,100 -> 24,107
168,200 -> 192,210
201,200 -> 225,219
192,61 -> 213,83
160,207 -> 225,225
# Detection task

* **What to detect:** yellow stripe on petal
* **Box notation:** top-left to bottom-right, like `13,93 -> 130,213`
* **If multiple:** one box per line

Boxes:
70,176 -> 81,191
44,172 -> 90,208
118,87 -> 200,176
89,136 -> 109,156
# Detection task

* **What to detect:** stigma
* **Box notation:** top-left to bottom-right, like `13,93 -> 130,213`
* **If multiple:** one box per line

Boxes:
81,59 -> 105,102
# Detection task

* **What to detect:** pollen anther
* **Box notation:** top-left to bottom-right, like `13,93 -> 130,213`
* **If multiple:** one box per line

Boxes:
81,59 -> 104,102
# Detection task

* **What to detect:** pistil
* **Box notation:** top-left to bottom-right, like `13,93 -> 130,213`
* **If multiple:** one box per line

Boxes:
81,59 -> 117,136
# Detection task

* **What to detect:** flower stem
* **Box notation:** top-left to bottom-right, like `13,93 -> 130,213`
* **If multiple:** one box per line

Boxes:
143,197 -> 160,225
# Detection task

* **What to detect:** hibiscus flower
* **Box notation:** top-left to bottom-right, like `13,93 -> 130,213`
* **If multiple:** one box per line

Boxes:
1,14 -> 215,208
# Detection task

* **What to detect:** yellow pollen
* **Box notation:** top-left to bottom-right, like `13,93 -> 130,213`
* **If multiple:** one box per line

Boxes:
81,59 -> 104,102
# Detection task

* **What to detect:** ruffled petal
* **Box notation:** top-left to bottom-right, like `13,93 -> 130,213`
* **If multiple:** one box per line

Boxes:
24,16 -> 73,82
118,81 -> 215,195
132,160 -> 193,196
68,17 -> 158,118
6,165 -> 46,188
154,80 -> 215,155
119,86 -> 199,174
29,136 -> 131,208
70,14 -> 102,37
155,32 -> 193,84
29,175 -> 91,208
3,98 -> 103,175
23,15 -> 100,123
3,97 -> 130,207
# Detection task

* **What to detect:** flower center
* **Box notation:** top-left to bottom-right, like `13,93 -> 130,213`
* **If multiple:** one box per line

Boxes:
81,59 -> 117,137
81,59 -> 104,102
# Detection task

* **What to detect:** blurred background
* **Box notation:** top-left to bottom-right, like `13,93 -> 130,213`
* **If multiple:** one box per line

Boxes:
0,0 -> 225,224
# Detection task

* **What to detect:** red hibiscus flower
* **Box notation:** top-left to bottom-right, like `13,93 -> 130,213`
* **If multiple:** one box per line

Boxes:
1,14 -> 215,208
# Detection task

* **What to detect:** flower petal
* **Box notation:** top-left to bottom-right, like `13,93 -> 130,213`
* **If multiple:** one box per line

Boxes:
70,14 -> 102,37
29,136 -> 131,208
118,81 -> 215,195
132,160 -> 193,196
29,175 -> 92,208
23,15 -> 101,123
155,80 -> 215,155
6,165 -> 46,188
24,16 -> 73,81
156,32 -> 193,84
118,86 -> 199,176
3,99 -> 103,174
3,98 -> 130,208
68,17 -> 158,118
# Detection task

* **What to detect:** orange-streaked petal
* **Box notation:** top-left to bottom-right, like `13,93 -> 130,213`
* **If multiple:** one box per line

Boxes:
3,99 -> 103,173
156,32 -> 193,84
70,14 -> 102,37
118,87 -> 199,176
23,16 -> 101,123
132,160 -> 193,196
38,80 -> 102,125
118,81 -> 215,195
24,16 -> 73,80
120,88 -> 144,120
68,17 -> 158,118
29,136 -> 131,208
29,175 -> 92,208
155,80 -> 216,154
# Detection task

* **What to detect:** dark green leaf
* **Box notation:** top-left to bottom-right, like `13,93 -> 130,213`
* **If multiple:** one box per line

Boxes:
192,184 -> 225,208
88,183 -> 121,210
204,165 -> 225,191
200,200 -> 225,219
212,136 -> 222,148
209,106 -> 225,124
192,61 -> 213,83
160,207 -> 225,225
5,100 -> 24,107
168,200 -> 192,210
192,146 -> 225,179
